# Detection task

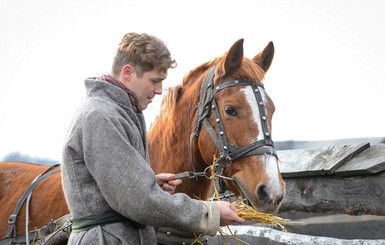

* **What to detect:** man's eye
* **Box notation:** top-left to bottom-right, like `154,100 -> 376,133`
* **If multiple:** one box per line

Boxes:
224,106 -> 237,116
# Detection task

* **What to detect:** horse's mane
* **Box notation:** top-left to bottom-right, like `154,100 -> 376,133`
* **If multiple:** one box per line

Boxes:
156,60 -> 217,122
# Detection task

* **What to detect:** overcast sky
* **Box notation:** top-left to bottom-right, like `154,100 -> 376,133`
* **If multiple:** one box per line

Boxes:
1,0 -> 384,161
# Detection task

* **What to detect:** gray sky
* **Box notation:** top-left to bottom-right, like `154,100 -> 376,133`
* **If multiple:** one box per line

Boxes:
1,0 -> 384,160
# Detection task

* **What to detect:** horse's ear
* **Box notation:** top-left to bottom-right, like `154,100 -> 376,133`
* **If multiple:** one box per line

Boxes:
253,41 -> 274,73
222,38 -> 244,76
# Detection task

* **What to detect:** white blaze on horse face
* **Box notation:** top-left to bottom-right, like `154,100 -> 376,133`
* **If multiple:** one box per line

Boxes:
241,86 -> 265,141
241,86 -> 281,196
263,153 -> 281,192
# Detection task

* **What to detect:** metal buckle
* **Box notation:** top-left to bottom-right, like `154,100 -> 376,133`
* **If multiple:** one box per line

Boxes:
8,214 -> 16,224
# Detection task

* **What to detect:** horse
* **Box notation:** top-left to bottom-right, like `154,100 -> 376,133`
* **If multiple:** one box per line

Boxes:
148,38 -> 286,244
149,38 -> 285,211
0,162 -> 70,244
0,38 -> 285,244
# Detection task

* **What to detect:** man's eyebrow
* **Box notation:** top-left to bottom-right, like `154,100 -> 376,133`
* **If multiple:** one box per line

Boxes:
152,77 -> 163,82
153,76 -> 166,81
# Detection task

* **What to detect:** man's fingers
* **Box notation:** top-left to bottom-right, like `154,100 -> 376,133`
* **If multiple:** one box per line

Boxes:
230,204 -> 237,211
162,183 -> 175,193
168,179 -> 182,186
158,173 -> 176,181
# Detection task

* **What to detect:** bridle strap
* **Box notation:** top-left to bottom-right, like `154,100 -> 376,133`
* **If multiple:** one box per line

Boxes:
193,68 -> 216,137
189,68 -> 216,176
190,66 -> 277,178
227,144 -> 277,161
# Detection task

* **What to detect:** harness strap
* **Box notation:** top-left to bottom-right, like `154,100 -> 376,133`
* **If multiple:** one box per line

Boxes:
252,82 -> 273,143
0,214 -> 72,245
193,68 -> 215,137
202,120 -> 221,151
190,68 -> 216,177
5,164 -> 61,240
227,144 -> 277,162
211,99 -> 229,166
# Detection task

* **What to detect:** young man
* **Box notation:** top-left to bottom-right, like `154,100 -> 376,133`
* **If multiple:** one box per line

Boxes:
61,32 -> 244,245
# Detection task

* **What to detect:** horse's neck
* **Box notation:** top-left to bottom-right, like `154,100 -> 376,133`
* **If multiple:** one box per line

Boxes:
148,77 -> 215,198
148,105 -> 195,175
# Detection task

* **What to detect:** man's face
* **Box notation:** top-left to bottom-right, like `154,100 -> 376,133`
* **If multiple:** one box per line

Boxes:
126,69 -> 167,110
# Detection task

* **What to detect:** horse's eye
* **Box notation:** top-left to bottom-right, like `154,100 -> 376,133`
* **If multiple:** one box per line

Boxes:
224,106 -> 237,116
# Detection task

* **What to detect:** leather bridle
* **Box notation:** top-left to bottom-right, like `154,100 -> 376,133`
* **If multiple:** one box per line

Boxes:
190,67 -> 277,179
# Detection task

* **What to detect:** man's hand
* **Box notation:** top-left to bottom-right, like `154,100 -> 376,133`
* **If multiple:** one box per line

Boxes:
156,173 -> 182,194
217,201 -> 245,226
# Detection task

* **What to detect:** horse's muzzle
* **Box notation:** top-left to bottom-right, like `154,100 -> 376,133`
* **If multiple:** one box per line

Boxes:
232,177 -> 285,213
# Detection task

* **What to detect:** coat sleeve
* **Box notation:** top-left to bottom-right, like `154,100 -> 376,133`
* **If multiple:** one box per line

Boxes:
72,111 -> 220,235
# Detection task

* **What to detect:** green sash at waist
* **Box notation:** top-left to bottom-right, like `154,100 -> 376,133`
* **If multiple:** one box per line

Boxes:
71,212 -> 129,233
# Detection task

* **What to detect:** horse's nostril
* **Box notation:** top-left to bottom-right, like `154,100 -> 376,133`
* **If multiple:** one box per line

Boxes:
256,185 -> 270,203
275,194 -> 284,206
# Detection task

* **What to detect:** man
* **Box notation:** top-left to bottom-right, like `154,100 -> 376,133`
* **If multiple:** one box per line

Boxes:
61,32 -> 244,245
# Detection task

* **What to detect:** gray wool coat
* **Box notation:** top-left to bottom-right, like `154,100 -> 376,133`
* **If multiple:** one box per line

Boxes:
61,79 -> 219,245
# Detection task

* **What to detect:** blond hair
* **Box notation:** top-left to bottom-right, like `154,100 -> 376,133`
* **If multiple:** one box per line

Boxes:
112,32 -> 177,77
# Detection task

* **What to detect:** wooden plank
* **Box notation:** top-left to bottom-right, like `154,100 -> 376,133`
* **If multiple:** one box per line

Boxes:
206,225 -> 385,245
279,170 -> 385,215
278,143 -> 369,177
275,137 -> 385,151
335,144 -> 385,176
280,213 -> 385,239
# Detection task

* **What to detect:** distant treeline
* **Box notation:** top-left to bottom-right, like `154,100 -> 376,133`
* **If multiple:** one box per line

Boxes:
1,152 -> 59,166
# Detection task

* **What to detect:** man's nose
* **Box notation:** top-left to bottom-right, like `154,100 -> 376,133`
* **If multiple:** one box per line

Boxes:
154,84 -> 163,95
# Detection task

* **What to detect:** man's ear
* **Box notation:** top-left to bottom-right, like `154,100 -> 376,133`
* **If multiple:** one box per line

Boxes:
121,64 -> 134,81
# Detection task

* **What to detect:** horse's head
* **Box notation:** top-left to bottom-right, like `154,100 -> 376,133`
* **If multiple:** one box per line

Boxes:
193,39 -> 285,213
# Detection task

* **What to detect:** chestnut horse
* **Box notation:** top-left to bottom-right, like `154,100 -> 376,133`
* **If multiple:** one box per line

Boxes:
0,39 -> 285,244
148,39 -> 285,212
0,162 -> 69,244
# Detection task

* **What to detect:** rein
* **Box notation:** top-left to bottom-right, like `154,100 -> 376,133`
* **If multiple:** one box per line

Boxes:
190,67 -> 277,181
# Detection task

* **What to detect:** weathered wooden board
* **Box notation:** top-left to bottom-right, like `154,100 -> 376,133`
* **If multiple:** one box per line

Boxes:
275,137 -> 385,151
278,143 -> 370,177
206,225 -> 385,245
335,144 -> 385,176
279,170 -> 385,215
281,213 -> 385,239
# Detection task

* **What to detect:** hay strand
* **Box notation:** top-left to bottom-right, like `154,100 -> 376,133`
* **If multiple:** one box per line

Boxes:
232,199 -> 289,231
210,156 -> 289,232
